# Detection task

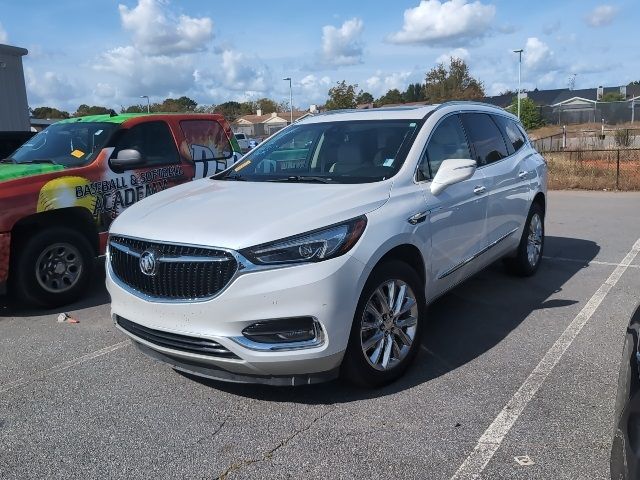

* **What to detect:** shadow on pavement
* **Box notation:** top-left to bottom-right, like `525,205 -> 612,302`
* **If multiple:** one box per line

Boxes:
0,260 -> 110,318
185,235 -> 600,403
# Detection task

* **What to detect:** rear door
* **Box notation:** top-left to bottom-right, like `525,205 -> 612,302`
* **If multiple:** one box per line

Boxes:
460,112 -> 528,259
419,113 -> 489,296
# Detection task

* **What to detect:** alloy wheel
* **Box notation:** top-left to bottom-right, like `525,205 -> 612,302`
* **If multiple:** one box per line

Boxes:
527,213 -> 543,267
360,279 -> 419,371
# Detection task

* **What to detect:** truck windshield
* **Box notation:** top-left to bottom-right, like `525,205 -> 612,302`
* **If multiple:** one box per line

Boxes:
217,119 -> 422,184
10,122 -> 117,167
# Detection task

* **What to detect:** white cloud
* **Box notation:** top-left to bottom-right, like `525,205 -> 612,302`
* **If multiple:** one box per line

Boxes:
219,49 -> 271,92
523,37 -> 556,72
388,0 -> 495,46
366,71 -> 414,96
25,68 -> 77,107
94,45 -> 196,97
585,5 -> 618,27
299,74 -> 332,104
436,47 -> 469,64
118,0 -> 213,55
321,18 -> 364,66
0,22 -> 7,43
93,83 -> 117,99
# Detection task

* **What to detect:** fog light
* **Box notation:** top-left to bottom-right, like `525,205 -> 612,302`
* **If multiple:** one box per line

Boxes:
242,317 -> 318,343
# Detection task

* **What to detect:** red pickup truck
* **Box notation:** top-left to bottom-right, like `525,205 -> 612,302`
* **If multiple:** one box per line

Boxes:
0,113 -> 241,307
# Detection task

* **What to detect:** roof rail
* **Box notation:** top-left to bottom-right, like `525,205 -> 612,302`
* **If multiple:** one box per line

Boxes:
434,100 -> 507,110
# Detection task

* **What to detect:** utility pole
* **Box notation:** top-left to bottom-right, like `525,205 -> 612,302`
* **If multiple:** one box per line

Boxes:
513,49 -> 523,119
283,77 -> 293,124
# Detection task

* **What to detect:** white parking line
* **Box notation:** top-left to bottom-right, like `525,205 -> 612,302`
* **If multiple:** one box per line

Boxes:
0,341 -> 129,394
544,255 -> 640,269
451,238 -> 640,480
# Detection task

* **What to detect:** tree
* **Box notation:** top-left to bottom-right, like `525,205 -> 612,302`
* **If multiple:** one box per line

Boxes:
121,104 -> 145,113
213,101 -> 253,121
628,81 -> 640,86
356,91 -> 374,105
376,89 -> 404,106
325,81 -> 358,110
424,58 -> 485,103
255,98 -> 279,113
509,97 -> 544,130
601,92 -> 625,102
402,83 -> 426,103
152,96 -> 198,112
75,104 -> 111,116
31,106 -> 70,119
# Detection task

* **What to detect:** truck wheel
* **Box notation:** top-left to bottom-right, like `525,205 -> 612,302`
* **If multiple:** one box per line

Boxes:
12,227 -> 94,308
341,260 -> 426,388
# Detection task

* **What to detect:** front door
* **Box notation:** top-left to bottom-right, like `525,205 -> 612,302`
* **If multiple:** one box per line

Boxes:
418,114 -> 490,299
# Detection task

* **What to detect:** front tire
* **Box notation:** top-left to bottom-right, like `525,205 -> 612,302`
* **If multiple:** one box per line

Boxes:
504,202 -> 545,277
341,260 -> 426,387
12,227 -> 94,308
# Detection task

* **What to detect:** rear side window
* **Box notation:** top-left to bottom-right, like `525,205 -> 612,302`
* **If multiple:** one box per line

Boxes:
114,121 -> 179,166
236,133 -> 246,140
494,115 -> 526,152
460,113 -> 509,166
419,114 -> 471,179
180,120 -> 233,161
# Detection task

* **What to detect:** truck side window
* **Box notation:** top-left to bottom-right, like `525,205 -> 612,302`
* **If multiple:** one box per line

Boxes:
419,114 -> 471,179
113,121 -> 179,166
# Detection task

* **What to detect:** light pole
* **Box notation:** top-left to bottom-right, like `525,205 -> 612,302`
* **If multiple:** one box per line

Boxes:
283,77 -> 293,124
513,49 -> 523,119
140,95 -> 150,113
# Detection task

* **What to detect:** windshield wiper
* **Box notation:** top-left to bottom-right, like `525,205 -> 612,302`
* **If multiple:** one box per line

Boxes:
217,173 -> 247,181
269,175 -> 334,184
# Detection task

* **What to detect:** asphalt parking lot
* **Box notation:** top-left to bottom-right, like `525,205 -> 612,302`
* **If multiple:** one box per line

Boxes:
1,190 -> 639,480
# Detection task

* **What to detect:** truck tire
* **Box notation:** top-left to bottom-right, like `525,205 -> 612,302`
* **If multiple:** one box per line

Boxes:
12,227 -> 94,308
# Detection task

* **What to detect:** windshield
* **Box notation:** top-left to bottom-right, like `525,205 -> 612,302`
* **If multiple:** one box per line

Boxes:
217,119 -> 422,184
10,122 -> 118,167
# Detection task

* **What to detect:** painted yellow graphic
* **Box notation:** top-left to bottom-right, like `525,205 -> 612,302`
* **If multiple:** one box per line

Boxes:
70,149 -> 85,158
37,176 -> 97,213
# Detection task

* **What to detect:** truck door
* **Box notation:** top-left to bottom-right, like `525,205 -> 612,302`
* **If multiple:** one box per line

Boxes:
179,119 -> 239,178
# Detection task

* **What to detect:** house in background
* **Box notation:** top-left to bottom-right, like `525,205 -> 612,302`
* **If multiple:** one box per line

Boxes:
233,109 -> 315,138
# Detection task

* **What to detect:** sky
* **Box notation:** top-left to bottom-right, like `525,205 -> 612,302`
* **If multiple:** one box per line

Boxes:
0,0 -> 637,113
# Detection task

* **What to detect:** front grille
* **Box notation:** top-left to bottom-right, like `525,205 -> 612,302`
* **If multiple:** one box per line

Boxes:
109,235 -> 238,300
117,316 -> 239,358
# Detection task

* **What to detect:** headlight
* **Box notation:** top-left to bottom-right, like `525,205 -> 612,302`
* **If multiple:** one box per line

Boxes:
241,216 -> 367,265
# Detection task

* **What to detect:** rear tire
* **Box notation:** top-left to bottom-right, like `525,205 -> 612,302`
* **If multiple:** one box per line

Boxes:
11,227 -> 94,308
504,202 -> 544,277
341,260 -> 426,388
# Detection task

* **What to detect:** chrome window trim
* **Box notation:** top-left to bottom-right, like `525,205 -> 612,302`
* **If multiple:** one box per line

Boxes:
438,227 -> 519,279
108,234 -> 288,304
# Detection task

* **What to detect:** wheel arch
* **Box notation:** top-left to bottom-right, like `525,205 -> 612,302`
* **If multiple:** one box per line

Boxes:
532,191 -> 546,215
11,207 -> 100,258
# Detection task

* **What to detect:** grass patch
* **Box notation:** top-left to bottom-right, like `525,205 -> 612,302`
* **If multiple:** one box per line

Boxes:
546,150 -> 640,190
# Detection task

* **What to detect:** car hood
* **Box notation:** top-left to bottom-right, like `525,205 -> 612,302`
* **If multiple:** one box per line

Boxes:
109,178 -> 392,250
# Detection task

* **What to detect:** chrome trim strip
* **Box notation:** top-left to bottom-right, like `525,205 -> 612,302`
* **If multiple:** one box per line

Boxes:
230,319 -> 325,352
158,255 -> 231,263
107,234 -> 288,304
438,227 -> 519,279
109,240 -> 141,258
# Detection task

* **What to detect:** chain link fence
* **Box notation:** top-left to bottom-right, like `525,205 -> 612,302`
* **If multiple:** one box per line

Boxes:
544,148 -> 640,191
539,100 -> 640,125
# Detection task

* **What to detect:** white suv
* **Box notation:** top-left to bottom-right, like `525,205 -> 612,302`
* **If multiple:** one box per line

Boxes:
106,102 -> 547,387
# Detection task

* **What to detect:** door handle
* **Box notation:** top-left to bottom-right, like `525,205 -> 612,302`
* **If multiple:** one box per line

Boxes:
473,185 -> 486,195
518,170 -> 528,179
408,211 -> 428,225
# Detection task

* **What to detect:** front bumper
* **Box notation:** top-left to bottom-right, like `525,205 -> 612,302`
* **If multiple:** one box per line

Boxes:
107,252 -> 368,384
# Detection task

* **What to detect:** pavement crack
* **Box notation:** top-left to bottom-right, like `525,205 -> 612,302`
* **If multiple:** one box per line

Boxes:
215,406 -> 336,479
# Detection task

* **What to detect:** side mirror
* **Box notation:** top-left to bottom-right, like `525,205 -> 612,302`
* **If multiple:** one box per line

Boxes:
110,149 -> 143,172
430,158 -> 477,195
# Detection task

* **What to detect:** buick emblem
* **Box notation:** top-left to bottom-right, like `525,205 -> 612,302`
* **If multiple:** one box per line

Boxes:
139,250 -> 158,276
